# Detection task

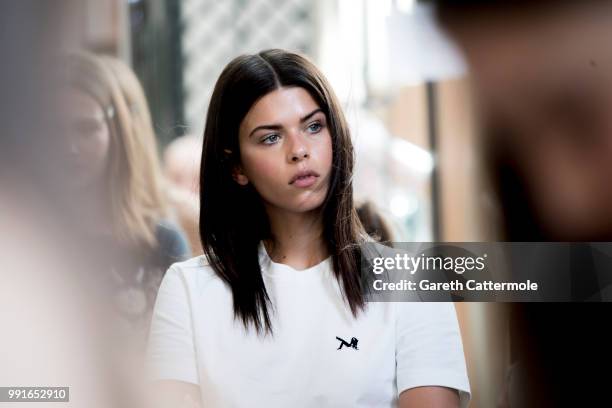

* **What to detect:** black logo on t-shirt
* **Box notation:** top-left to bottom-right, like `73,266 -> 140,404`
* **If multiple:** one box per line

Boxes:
336,336 -> 359,350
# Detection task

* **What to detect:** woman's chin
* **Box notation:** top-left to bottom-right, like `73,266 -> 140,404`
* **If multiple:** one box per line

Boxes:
292,194 -> 327,212
271,198 -> 325,215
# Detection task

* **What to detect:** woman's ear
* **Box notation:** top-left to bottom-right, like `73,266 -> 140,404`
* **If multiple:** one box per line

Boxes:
225,148 -> 248,185
232,165 -> 249,186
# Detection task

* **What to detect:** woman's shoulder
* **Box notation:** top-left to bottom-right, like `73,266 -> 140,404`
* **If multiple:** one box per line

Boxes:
167,253 -> 214,276
164,254 -> 222,294
170,253 -> 211,268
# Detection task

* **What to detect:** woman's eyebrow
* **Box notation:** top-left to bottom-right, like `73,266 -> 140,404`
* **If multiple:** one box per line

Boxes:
300,108 -> 323,123
248,124 -> 282,138
248,108 -> 323,138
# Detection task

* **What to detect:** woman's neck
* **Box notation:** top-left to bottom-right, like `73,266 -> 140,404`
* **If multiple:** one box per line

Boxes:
264,207 -> 328,271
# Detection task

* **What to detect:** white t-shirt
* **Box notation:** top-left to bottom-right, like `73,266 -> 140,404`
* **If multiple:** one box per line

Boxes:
147,242 -> 471,407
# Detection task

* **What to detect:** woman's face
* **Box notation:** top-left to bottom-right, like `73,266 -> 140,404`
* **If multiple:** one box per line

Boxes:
237,86 -> 333,214
54,89 -> 111,192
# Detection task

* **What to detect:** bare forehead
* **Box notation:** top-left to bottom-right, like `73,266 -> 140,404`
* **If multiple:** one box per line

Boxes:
241,87 -> 321,129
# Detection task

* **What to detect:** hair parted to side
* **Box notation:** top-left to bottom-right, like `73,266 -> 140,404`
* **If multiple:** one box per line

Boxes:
66,52 -> 169,248
199,49 -> 368,335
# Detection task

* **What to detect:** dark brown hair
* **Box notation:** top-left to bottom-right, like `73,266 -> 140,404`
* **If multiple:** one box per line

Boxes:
356,201 -> 394,244
199,49 -> 367,334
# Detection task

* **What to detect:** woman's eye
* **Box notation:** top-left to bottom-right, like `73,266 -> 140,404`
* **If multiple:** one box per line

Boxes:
307,122 -> 322,133
262,134 -> 280,144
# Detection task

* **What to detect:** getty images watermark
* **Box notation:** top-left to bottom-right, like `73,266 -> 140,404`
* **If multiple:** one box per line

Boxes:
370,251 -> 537,292
360,242 -> 612,302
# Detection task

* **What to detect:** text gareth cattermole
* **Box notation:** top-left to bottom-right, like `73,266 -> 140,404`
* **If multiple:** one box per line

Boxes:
371,253 -> 487,275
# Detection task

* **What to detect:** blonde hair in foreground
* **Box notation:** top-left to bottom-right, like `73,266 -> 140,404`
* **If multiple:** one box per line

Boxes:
67,52 -> 169,248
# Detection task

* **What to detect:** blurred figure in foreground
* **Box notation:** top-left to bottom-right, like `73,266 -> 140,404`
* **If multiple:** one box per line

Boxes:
435,1 -> 612,407
163,134 -> 203,255
41,52 -> 189,339
436,0 -> 612,241
1,2 -> 157,407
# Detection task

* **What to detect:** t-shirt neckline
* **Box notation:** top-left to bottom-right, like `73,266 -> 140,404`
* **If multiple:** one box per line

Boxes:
258,241 -> 332,280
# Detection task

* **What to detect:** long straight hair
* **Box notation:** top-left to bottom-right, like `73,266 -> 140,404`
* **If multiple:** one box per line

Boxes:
66,52 -> 169,248
199,49 -> 367,334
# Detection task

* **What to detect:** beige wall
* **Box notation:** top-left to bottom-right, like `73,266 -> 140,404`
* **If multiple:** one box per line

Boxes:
437,78 -> 482,241
386,78 -> 487,241
386,84 -> 429,149
438,78 -> 508,408
385,78 -> 508,408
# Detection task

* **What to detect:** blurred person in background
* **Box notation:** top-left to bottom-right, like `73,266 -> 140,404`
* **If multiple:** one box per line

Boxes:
163,134 -> 203,255
39,52 -> 190,341
356,200 -> 394,244
435,1 -> 612,406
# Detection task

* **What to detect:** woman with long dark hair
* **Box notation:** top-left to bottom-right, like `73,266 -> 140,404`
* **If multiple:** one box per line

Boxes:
147,49 -> 470,407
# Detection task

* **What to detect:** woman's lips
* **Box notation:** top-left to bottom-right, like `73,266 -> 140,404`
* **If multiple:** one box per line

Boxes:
291,175 -> 318,188
289,170 -> 320,188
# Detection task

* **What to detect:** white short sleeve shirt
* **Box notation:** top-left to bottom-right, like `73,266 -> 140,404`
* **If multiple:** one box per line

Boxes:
147,242 -> 471,407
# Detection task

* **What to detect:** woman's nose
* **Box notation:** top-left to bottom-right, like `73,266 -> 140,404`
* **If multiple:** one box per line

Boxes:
287,132 -> 310,162
290,147 -> 309,162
